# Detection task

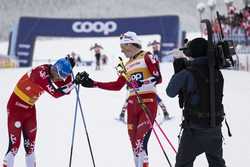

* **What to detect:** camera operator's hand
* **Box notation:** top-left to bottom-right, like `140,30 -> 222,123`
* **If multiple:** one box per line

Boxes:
173,57 -> 188,74
74,71 -> 95,88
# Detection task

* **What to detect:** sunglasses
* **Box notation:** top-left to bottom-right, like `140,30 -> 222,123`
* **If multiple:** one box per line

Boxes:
120,34 -> 133,40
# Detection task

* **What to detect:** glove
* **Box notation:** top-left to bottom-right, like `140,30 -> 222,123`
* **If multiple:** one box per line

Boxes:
128,80 -> 143,88
59,82 -> 75,94
74,71 -> 89,84
173,57 -> 188,74
74,71 -> 95,88
66,54 -> 76,68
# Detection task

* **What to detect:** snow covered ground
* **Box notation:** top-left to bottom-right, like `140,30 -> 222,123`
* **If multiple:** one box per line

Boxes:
0,37 -> 250,167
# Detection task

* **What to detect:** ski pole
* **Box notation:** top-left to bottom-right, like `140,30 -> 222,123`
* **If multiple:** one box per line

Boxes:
69,84 -> 80,167
154,121 -> 177,153
137,94 -> 176,154
135,91 -> 172,167
134,90 -> 176,154
151,126 -> 172,167
74,83 -> 96,167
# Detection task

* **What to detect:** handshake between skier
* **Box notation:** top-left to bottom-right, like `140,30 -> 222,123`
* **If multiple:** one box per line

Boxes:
73,71 -> 148,89
74,71 -> 95,88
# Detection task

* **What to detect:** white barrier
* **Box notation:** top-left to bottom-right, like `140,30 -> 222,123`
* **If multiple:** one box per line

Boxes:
238,54 -> 250,72
0,55 -> 18,68
236,45 -> 250,72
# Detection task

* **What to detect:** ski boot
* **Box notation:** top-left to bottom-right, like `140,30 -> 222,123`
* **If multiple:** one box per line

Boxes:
163,112 -> 171,120
119,112 -> 125,122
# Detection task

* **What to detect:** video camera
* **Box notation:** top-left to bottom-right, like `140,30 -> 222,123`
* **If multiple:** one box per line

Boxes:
208,11 -> 236,69
176,13 -> 236,72
177,40 -> 235,70
214,39 -> 235,69
174,41 -> 235,76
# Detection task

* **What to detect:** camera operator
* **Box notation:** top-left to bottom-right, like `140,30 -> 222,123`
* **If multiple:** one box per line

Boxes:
166,37 -> 226,167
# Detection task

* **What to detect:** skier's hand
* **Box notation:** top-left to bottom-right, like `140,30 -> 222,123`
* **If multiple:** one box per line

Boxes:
59,82 -> 75,94
128,80 -> 143,88
74,71 -> 88,84
74,71 -> 95,88
66,53 -> 76,68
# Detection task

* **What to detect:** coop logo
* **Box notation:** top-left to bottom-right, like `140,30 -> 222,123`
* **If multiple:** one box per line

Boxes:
72,21 -> 117,35
131,72 -> 143,82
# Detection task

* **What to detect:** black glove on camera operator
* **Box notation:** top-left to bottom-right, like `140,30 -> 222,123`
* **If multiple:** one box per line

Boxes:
74,71 -> 95,88
173,57 -> 189,74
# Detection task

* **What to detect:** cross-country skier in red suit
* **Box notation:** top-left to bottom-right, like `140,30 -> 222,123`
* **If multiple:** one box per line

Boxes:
3,55 -> 76,167
74,31 -> 162,167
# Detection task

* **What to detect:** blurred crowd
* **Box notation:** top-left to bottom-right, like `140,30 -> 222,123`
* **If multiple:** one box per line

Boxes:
212,4 -> 250,44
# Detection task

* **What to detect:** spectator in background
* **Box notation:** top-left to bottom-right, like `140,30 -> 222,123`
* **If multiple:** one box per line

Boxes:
147,40 -> 161,62
76,55 -> 82,66
90,43 -> 103,70
101,54 -> 108,65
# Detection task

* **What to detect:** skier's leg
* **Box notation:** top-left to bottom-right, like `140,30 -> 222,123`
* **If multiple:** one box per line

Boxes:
156,95 -> 170,119
25,153 -> 36,167
133,95 -> 157,167
3,152 -> 15,167
135,131 -> 151,167
119,99 -> 128,121
95,54 -> 101,70
22,106 -> 37,167
94,54 -> 97,70
158,101 -> 170,118
3,108 -> 23,167
127,98 -> 140,166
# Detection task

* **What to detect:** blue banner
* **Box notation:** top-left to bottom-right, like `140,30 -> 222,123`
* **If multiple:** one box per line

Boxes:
11,16 -> 180,67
